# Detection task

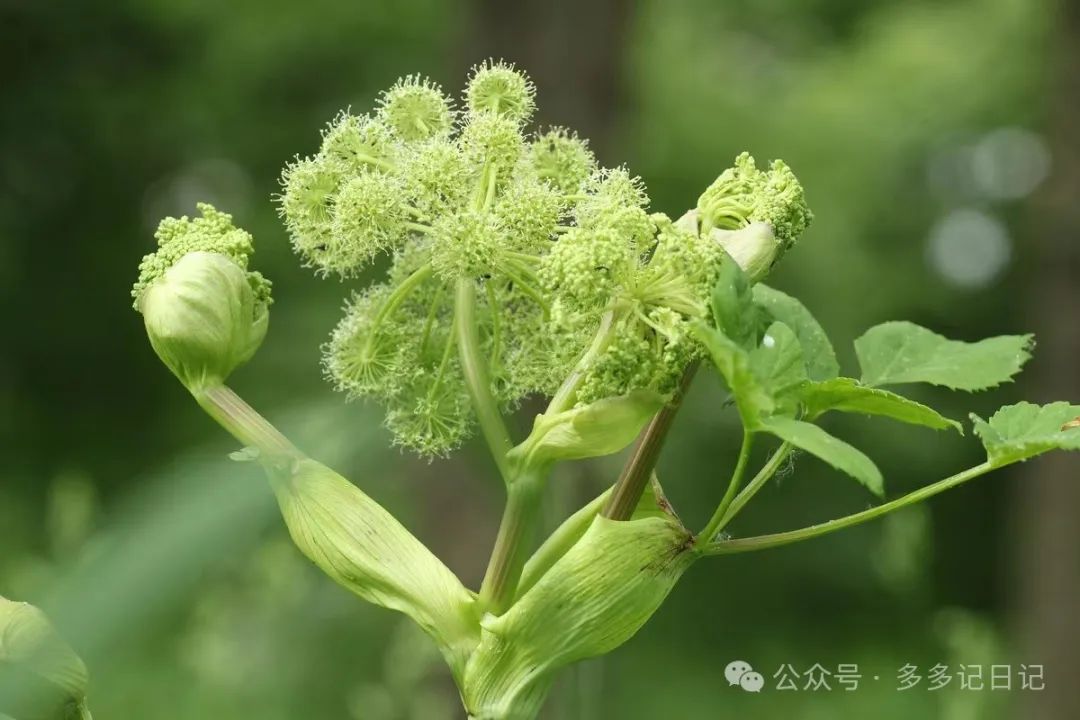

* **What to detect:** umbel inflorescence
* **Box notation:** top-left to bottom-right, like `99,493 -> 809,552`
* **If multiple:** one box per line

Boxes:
277,61 -> 811,456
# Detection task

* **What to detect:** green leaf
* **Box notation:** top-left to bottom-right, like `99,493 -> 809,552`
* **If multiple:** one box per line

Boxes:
855,321 -> 1032,391
972,401 -> 1080,466
799,377 -> 962,433
758,415 -> 884,496
749,321 -> 806,404
515,390 -> 666,463
753,284 -> 840,381
693,323 -> 773,427
710,255 -> 757,347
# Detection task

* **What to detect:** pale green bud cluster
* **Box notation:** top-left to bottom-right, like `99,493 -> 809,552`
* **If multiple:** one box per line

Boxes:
133,202 -> 270,307
132,204 -> 271,393
697,151 -> 813,248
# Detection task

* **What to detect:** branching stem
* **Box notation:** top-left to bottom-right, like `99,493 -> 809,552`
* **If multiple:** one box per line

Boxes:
546,308 -> 619,414
715,443 -> 792,531
478,465 -> 547,615
704,461 -> 995,555
698,430 -> 755,543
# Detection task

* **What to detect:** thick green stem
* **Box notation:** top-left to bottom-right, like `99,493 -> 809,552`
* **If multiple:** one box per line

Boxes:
194,384 -> 299,459
704,461 -> 996,555
602,364 -> 698,521
698,429 -> 755,543
478,466 -> 547,615
455,277 -> 514,483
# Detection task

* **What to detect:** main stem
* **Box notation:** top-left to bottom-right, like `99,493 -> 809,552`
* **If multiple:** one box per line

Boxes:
478,465 -> 547,613
705,461 -> 996,555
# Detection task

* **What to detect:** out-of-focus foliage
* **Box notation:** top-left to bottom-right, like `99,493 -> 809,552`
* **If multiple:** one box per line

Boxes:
0,0 -> 1057,717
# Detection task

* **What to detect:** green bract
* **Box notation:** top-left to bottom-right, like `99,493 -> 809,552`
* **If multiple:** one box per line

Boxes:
463,514 -> 693,718
133,205 -> 271,393
0,598 -> 91,719
267,457 -> 479,680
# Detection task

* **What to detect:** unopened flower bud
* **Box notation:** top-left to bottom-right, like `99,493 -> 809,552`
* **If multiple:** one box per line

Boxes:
140,251 -> 269,393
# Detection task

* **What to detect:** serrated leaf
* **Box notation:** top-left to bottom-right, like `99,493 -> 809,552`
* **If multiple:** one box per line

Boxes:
855,322 -> 1032,391
710,255 -> 757,348
758,415 -> 884,496
799,377 -> 962,433
753,284 -> 840,381
693,323 -> 773,427
749,321 -> 806,405
972,401 -> 1080,466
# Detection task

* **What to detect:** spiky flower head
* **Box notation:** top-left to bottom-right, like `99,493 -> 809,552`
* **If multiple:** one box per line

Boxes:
465,60 -> 537,123
528,127 -> 596,194
330,171 -> 411,266
377,75 -> 455,141
133,204 -> 271,393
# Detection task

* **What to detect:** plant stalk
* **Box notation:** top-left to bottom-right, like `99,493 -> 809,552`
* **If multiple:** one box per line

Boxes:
195,384 -> 299,458
698,429 -> 755,543
478,465 -> 547,614
714,443 -> 793,532
455,277 -> 515,484
602,363 -> 698,521
705,461 -> 996,555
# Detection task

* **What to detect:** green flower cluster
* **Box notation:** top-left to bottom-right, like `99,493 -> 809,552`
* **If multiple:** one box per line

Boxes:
278,62 -> 608,455
278,61 -> 812,457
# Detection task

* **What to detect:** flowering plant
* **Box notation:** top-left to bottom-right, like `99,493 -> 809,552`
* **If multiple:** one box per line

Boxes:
15,61 -> 1061,720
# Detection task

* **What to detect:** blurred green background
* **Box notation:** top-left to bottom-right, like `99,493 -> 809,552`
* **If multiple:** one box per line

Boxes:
2,0 -> 1078,718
